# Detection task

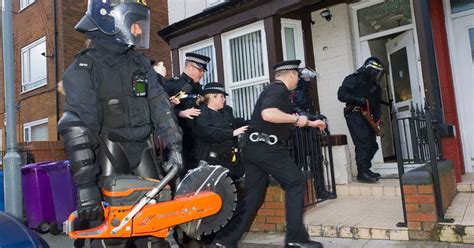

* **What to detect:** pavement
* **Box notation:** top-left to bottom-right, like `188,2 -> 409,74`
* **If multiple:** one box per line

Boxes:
41,231 -> 474,248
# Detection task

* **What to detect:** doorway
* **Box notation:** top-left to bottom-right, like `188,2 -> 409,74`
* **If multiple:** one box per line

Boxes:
451,13 -> 474,172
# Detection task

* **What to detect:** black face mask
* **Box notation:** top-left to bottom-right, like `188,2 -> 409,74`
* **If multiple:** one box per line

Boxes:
365,67 -> 383,83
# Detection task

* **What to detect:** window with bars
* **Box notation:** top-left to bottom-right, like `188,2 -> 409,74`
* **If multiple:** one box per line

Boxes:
23,118 -> 48,142
179,39 -> 217,85
222,21 -> 269,120
21,37 -> 47,93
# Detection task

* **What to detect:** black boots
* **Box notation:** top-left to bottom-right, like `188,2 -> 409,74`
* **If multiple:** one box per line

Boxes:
367,170 -> 381,178
357,171 -> 379,183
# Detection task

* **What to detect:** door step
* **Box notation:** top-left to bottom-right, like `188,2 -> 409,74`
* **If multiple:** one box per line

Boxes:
457,173 -> 474,192
336,179 -> 401,197
304,195 -> 408,241
439,192 -> 474,243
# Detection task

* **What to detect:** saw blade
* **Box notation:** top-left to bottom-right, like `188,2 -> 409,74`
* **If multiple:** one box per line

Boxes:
176,163 -> 237,239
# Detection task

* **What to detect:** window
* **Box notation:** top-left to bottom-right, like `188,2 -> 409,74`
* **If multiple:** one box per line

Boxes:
281,19 -> 305,66
20,0 -> 35,10
21,37 -> 47,92
356,0 -> 412,37
23,118 -> 48,142
222,21 -> 269,120
450,0 -> 474,14
179,38 -> 217,85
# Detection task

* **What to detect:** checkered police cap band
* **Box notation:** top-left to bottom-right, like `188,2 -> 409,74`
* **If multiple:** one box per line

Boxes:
186,56 -> 209,65
274,64 -> 300,72
205,86 -> 225,92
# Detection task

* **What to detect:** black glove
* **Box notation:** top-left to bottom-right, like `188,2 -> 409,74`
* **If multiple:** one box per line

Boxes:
164,143 -> 184,174
76,185 -> 103,222
352,96 -> 366,106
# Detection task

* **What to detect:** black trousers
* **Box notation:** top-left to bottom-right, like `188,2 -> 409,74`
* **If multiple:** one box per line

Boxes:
215,142 -> 309,247
345,111 -> 378,174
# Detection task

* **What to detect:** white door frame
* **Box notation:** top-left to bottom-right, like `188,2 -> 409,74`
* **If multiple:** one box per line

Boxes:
443,0 -> 474,172
350,0 -> 425,165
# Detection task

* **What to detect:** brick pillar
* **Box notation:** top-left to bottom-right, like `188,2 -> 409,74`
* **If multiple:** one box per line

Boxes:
404,184 -> 438,240
250,184 -> 286,232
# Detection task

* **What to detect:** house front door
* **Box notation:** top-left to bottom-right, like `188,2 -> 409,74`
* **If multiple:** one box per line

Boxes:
452,14 -> 474,172
385,30 -> 423,160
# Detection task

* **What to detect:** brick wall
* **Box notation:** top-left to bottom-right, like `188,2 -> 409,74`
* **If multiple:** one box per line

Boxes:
18,141 -> 66,163
402,160 -> 457,241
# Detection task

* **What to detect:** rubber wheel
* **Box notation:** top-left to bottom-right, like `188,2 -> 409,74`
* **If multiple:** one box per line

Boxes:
49,222 -> 62,235
37,221 -> 50,234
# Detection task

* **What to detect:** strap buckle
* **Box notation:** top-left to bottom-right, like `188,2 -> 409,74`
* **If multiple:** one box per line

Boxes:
249,132 -> 278,145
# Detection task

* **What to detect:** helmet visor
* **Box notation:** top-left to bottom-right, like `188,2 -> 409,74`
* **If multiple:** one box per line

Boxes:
112,3 -> 150,49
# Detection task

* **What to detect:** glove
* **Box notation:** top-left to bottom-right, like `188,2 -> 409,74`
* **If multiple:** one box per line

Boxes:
164,143 -> 184,174
76,185 -> 103,222
352,96 -> 366,106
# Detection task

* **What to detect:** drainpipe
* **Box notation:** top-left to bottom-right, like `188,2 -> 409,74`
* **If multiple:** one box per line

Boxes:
53,0 -> 60,140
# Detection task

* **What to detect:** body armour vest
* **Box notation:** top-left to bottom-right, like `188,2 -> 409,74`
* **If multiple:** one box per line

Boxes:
84,48 -> 154,140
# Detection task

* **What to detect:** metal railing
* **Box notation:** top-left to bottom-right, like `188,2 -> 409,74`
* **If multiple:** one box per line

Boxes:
392,101 -> 452,227
0,149 -> 35,168
291,127 -> 337,207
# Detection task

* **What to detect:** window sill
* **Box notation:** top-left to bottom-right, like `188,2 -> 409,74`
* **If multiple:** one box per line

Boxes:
21,82 -> 47,94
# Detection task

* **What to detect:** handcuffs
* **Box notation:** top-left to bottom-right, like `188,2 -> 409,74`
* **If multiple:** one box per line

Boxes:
249,132 -> 278,146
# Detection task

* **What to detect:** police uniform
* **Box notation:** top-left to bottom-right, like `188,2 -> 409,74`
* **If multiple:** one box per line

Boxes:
57,1 -> 182,247
193,83 -> 245,180
213,61 -> 322,248
337,57 -> 383,182
163,53 -> 210,173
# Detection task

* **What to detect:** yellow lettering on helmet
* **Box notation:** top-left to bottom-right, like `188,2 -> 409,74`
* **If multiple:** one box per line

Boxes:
136,0 -> 147,5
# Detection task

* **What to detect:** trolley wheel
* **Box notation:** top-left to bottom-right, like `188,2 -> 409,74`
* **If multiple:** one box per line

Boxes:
37,221 -> 50,234
49,222 -> 62,235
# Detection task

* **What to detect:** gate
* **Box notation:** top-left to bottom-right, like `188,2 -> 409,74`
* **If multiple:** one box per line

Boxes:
291,127 -> 337,207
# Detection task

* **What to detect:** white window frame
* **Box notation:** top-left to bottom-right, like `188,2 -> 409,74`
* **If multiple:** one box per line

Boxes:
20,0 -> 35,11
221,21 -> 269,89
281,18 -> 305,66
21,36 -> 47,93
23,118 -> 48,142
178,38 -> 218,84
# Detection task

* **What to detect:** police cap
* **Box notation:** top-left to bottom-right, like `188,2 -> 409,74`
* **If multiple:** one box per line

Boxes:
273,60 -> 301,72
201,82 -> 228,96
185,53 -> 211,71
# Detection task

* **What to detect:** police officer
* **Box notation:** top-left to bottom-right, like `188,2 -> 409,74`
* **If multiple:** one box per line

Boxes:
211,60 -> 326,248
193,83 -> 248,180
164,53 -> 210,173
337,57 -> 384,183
57,1 -> 182,247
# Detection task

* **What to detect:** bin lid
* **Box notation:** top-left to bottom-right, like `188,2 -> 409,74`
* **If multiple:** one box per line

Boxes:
22,160 -> 70,171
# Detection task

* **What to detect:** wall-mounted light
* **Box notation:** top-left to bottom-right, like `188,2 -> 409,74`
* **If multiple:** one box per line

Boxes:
320,8 -> 332,22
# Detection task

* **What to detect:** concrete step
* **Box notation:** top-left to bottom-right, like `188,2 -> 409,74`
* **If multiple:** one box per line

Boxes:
440,193 -> 474,244
457,173 -> 474,192
303,195 -> 408,241
336,179 -> 401,197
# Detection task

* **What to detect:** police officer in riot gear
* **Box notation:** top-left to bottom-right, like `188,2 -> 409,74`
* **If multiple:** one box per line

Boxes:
337,57 -> 384,183
211,60 -> 326,248
164,53 -> 210,174
58,1 -> 182,247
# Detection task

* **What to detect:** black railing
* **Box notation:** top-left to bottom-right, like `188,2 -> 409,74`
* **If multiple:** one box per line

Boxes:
291,127 -> 337,207
392,101 -> 451,227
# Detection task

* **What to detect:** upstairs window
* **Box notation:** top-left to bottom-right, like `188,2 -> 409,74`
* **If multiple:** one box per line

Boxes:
21,37 -> 47,93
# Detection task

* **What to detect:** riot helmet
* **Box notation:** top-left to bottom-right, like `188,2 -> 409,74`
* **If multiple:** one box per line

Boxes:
362,57 -> 384,83
299,67 -> 319,82
75,0 -> 150,49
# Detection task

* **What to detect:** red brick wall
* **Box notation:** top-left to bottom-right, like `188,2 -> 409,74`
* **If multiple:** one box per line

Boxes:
18,141 -> 66,163
430,0 -> 465,182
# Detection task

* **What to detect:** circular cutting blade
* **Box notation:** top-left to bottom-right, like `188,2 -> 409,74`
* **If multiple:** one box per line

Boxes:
176,163 -> 237,239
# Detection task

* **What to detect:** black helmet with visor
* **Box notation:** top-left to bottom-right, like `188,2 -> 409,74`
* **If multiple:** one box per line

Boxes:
75,0 -> 150,49
362,57 -> 384,83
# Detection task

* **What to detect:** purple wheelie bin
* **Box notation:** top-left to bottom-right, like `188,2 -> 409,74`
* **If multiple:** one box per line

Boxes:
22,160 -> 77,235
22,162 -> 56,233
45,160 -> 77,235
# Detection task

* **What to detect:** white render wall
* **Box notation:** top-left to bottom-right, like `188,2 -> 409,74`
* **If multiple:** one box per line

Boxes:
168,0 -> 211,25
311,4 -> 358,178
